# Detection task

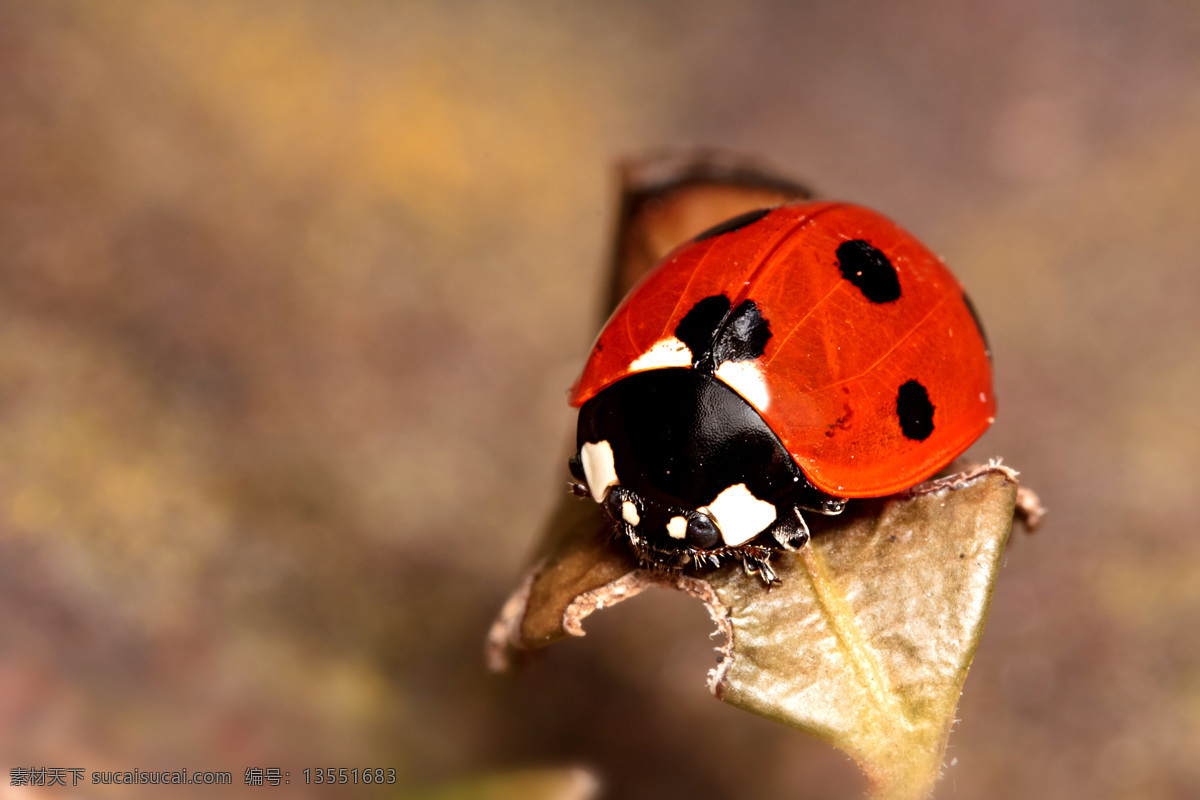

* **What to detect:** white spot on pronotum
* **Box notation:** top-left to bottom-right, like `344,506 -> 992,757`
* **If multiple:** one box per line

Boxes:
714,360 -> 770,410
979,392 -> 987,402
580,440 -> 618,503
701,484 -> 777,546
621,501 -> 640,526
666,516 -> 687,539
629,336 -> 692,371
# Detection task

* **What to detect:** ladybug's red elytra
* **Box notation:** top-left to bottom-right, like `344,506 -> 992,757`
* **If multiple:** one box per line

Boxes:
567,202 -> 995,583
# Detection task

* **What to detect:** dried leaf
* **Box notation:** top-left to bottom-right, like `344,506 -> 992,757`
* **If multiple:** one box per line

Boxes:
705,466 -> 1017,799
487,466 -> 1019,799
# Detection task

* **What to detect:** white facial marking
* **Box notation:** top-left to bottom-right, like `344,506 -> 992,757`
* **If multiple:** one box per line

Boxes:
715,360 -> 771,410
621,501 -> 640,526
580,440 -> 618,503
702,484 -> 777,546
629,336 -> 693,371
667,516 -> 687,539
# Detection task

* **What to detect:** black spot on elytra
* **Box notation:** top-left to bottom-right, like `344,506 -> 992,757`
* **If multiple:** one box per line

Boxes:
692,207 -> 772,242
674,295 -> 730,360
837,240 -> 901,303
897,380 -> 935,441
961,291 -> 992,362
675,295 -> 771,373
712,300 -> 771,364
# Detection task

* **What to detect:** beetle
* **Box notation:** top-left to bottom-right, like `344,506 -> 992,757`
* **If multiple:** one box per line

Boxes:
567,202 -> 995,582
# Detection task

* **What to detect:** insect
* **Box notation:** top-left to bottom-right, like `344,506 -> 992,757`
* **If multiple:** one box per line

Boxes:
567,202 -> 995,583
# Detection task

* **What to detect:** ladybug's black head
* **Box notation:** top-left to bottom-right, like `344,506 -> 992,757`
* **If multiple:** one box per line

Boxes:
570,368 -> 838,570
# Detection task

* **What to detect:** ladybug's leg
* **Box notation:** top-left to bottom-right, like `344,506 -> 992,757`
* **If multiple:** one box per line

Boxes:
770,507 -> 811,551
742,553 -> 780,585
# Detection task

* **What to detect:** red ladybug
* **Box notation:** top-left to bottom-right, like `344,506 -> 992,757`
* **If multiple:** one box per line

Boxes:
567,202 -> 995,582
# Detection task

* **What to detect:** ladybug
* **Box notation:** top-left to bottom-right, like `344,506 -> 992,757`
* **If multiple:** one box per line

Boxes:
567,202 -> 995,583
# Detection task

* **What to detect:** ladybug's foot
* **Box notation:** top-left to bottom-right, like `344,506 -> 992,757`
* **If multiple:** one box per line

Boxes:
771,508 -> 811,551
743,555 -> 779,586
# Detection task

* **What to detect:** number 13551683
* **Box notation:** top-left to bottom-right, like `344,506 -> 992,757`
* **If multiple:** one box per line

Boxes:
303,768 -> 396,785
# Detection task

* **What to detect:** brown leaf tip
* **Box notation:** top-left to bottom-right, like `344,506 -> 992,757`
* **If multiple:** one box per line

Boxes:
1015,486 -> 1047,531
485,566 -> 539,673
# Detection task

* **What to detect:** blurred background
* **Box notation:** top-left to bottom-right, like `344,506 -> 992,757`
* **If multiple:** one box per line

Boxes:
1,1 -> 1199,797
